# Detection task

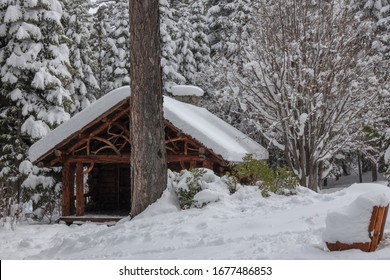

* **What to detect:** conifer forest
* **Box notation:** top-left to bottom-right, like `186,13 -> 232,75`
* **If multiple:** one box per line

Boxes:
0,0 -> 389,226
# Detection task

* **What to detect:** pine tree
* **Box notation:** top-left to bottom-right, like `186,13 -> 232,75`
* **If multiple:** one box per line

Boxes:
353,0 -> 389,96
175,3 -> 197,84
90,2 -> 112,97
203,0 -> 257,142
0,0 -> 73,220
159,0 -> 186,94
351,0 -> 390,179
207,0 -> 254,62
105,0 -> 131,90
62,0 -> 99,112
175,0 -> 211,85
188,0 -> 211,76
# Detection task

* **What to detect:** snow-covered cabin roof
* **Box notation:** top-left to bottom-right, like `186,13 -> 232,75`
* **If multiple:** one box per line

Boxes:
29,86 -> 268,163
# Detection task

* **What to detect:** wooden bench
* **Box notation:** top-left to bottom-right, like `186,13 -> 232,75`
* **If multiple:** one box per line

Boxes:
326,204 -> 389,252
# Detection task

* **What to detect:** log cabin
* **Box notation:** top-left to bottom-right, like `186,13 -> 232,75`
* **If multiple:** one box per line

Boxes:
28,86 -> 268,223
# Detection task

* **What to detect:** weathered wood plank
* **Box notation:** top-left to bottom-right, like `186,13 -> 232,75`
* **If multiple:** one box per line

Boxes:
379,204 -> 389,243
369,205 -> 387,252
326,241 -> 370,252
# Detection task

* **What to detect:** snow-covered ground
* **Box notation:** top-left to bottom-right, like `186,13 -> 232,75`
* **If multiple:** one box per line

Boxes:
1,172 -> 390,260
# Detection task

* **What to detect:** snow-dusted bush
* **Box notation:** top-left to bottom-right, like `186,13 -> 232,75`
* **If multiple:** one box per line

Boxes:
172,168 -> 227,209
233,154 -> 298,197
172,157 -> 299,207
222,173 -> 239,194
176,168 -> 206,209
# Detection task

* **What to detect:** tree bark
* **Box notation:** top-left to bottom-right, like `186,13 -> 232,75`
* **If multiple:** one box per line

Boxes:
371,161 -> 378,182
308,161 -> 319,192
358,152 -> 363,183
129,0 -> 167,217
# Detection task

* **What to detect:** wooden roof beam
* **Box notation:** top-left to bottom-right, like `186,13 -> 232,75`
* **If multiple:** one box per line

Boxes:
67,108 -> 129,155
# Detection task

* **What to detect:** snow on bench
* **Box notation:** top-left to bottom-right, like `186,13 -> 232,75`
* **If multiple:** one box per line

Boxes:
323,192 -> 389,252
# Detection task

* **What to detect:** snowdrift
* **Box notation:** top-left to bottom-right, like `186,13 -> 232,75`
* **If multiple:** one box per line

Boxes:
1,173 -> 390,259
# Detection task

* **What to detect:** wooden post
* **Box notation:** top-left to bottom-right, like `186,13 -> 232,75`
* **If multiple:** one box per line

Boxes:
76,162 -> 85,216
61,160 -> 71,216
69,165 -> 75,215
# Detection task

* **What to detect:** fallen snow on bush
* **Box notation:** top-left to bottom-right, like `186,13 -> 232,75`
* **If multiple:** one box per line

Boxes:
1,172 -> 390,260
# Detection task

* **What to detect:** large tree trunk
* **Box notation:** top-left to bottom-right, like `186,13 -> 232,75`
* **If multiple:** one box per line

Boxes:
129,0 -> 167,217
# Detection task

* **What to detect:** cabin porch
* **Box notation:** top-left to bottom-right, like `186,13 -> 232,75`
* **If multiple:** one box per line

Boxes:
61,160 -> 132,219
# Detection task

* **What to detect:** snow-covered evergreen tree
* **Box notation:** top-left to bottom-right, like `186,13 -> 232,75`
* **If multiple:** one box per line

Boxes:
105,0 -> 130,90
202,0 -> 258,144
0,0 -> 73,220
90,2 -> 113,97
62,0 -> 99,112
89,0 -> 130,97
174,0 -> 211,85
160,0 -> 186,94
350,0 -> 390,178
90,0 -> 189,96
207,0 -> 253,62
188,1 -> 211,76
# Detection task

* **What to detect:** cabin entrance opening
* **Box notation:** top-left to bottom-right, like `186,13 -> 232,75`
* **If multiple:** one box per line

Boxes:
85,164 -> 131,216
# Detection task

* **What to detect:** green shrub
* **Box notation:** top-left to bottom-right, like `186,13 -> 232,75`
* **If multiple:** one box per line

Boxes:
233,154 -> 299,197
223,172 -> 239,194
275,166 -> 299,188
234,154 -> 274,186
177,168 -> 207,209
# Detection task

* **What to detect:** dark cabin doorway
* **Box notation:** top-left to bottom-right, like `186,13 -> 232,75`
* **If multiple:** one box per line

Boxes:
86,164 -> 131,215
